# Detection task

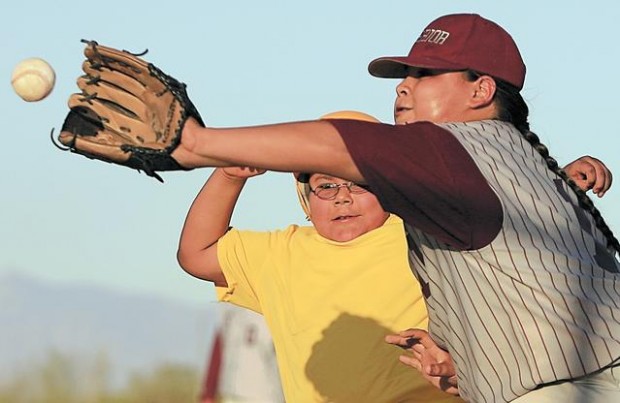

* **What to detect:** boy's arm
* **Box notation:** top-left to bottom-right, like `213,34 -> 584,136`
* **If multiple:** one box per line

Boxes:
177,167 -> 265,286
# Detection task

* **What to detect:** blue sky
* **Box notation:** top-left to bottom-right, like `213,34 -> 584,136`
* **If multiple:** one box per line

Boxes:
1,0 -> 619,306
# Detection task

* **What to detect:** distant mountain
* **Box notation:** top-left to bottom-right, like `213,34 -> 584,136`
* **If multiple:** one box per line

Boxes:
0,272 -> 216,387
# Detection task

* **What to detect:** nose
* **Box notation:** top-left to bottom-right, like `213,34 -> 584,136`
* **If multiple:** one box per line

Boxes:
334,185 -> 353,204
396,76 -> 414,97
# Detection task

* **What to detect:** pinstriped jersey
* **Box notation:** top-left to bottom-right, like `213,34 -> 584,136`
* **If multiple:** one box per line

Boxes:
403,120 -> 620,402
332,118 -> 620,402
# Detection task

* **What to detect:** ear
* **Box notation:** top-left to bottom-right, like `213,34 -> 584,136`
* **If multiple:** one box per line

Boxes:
469,75 -> 497,109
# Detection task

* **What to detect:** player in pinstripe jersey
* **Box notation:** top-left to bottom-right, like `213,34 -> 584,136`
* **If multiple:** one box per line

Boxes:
168,12 -> 620,403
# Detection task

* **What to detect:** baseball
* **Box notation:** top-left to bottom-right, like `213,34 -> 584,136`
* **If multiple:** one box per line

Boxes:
11,58 -> 56,102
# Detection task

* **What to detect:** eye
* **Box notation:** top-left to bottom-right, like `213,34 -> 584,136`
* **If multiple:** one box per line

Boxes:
316,183 -> 338,190
408,67 -> 432,78
350,184 -> 369,192
418,69 -> 432,78
408,67 -> 450,79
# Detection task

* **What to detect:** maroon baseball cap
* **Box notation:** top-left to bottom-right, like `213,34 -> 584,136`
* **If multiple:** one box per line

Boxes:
368,13 -> 526,90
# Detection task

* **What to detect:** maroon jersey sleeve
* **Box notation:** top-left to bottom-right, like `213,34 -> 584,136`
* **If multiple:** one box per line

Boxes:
330,119 -> 502,250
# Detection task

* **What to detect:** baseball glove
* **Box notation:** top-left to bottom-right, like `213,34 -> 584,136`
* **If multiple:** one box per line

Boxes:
54,40 -> 204,182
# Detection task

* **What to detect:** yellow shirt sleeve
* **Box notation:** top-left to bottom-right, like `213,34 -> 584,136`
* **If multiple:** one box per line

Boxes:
214,228 -> 276,313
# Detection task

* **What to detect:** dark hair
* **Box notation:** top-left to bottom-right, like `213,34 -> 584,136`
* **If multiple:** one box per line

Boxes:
465,70 -> 620,254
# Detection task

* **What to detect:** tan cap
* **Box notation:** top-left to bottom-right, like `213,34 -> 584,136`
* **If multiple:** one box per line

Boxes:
295,110 -> 380,218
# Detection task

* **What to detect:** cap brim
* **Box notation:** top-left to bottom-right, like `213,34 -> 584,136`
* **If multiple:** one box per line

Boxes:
295,180 -> 311,218
368,56 -> 467,78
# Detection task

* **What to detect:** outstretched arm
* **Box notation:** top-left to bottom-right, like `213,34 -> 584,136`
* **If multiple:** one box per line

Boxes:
172,118 -> 364,183
175,120 -> 612,196
177,167 -> 265,286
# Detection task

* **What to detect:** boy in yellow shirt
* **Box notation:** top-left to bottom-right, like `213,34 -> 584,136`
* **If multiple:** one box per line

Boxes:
179,167 -> 462,402
178,111 -> 465,402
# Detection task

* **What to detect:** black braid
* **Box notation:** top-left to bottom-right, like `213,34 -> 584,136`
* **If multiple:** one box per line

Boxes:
465,70 -> 620,254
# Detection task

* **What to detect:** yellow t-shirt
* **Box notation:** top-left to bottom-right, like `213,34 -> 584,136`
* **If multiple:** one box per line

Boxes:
216,215 -> 463,403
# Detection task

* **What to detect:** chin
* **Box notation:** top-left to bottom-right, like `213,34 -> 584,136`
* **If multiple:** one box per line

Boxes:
329,230 -> 365,243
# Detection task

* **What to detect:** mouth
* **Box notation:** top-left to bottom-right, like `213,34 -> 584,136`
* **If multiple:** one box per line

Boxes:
394,105 -> 412,116
332,214 -> 359,222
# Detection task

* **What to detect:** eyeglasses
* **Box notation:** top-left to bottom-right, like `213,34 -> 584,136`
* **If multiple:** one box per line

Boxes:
309,182 -> 369,200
